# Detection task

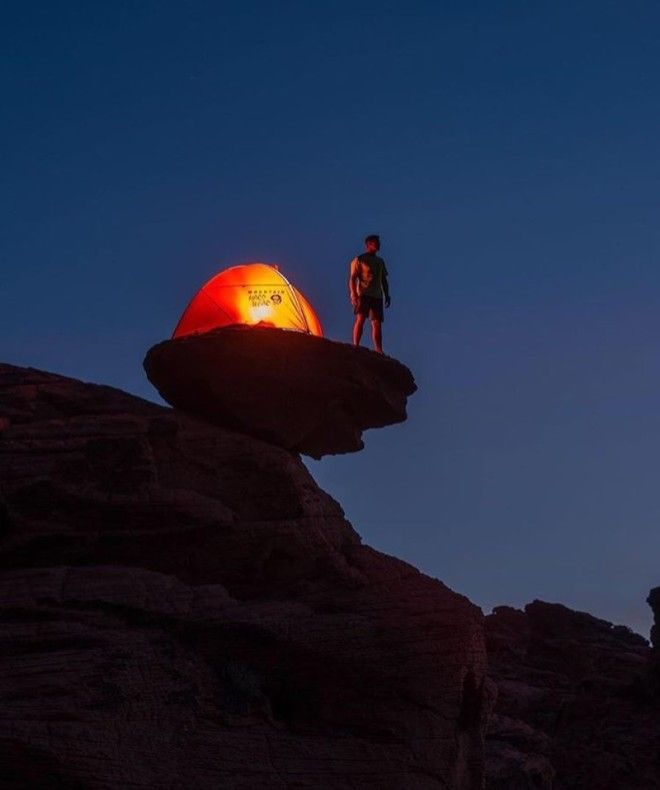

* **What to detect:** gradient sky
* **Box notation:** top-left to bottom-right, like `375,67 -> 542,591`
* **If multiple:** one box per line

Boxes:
3,2 -> 660,635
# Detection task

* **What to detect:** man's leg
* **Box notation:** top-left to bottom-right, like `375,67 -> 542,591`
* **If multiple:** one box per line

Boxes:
353,314 -> 366,346
371,319 -> 383,354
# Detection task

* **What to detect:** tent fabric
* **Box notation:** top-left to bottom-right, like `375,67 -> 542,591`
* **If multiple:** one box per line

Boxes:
173,263 -> 323,339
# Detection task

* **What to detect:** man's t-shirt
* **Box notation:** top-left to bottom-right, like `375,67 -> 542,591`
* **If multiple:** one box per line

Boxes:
350,253 -> 388,298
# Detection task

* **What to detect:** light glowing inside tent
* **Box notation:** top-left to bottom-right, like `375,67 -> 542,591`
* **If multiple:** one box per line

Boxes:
249,304 -> 274,323
173,263 -> 323,338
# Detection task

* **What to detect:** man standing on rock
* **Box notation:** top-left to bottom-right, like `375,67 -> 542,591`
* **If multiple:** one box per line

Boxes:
349,234 -> 391,354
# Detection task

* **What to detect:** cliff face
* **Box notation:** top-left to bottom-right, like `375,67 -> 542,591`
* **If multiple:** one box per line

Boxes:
0,363 -> 487,789
484,600 -> 659,789
649,587 -> 660,695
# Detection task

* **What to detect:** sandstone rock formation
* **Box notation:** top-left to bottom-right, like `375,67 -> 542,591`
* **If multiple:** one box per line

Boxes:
485,600 -> 659,789
648,587 -> 660,652
648,586 -> 660,692
0,363 -> 485,789
143,326 -> 417,458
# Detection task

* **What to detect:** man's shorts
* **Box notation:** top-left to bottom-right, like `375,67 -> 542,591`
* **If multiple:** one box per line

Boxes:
354,295 -> 384,322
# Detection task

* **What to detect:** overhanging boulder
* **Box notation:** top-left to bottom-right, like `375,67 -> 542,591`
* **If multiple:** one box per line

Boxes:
143,326 -> 416,458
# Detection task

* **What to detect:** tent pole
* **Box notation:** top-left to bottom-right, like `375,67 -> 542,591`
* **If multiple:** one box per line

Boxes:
278,270 -> 311,333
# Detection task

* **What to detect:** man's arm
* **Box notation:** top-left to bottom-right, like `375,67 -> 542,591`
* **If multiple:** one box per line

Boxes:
348,258 -> 359,305
382,265 -> 391,307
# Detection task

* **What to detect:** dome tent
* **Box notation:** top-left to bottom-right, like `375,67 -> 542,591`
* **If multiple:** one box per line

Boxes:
173,263 -> 323,339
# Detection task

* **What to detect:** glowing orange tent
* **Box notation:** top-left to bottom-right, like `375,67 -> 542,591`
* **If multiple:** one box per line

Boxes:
173,263 -> 323,339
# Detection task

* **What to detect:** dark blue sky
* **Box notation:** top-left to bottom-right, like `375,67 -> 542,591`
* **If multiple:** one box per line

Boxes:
3,2 -> 660,634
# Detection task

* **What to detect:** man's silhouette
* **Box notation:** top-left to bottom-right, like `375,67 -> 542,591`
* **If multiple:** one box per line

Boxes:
349,234 -> 391,353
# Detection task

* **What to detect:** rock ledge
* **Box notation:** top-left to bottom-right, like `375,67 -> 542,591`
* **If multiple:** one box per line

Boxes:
144,325 -> 417,458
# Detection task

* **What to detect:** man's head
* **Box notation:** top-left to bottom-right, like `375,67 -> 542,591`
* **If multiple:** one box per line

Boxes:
364,234 -> 380,254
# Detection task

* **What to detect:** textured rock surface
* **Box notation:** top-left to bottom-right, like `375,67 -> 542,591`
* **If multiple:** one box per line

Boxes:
0,363 -> 485,789
649,587 -> 660,692
485,600 -> 659,789
143,325 -> 417,458
649,587 -> 660,652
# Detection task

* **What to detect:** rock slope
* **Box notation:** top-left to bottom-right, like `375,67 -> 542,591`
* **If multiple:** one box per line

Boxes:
143,326 -> 417,458
0,363 -> 486,789
484,600 -> 659,789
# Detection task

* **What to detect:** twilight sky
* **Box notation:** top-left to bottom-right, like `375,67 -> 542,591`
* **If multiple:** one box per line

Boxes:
3,2 -> 660,634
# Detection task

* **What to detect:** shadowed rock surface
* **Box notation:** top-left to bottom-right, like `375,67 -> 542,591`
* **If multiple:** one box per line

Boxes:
649,587 -> 660,653
649,586 -> 660,692
484,600 -> 659,789
0,362 -> 485,789
143,325 -> 417,458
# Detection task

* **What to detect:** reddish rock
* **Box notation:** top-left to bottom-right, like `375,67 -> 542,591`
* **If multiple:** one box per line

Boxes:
649,587 -> 660,692
0,363 -> 485,789
143,325 -> 417,458
485,600 -> 659,789
648,587 -> 660,652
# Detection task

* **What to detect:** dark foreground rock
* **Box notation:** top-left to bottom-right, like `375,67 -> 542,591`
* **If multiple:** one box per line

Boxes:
143,325 -> 417,458
485,600 -> 659,789
0,363 -> 485,789
649,586 -> 660,692
649,586 -> 660,653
